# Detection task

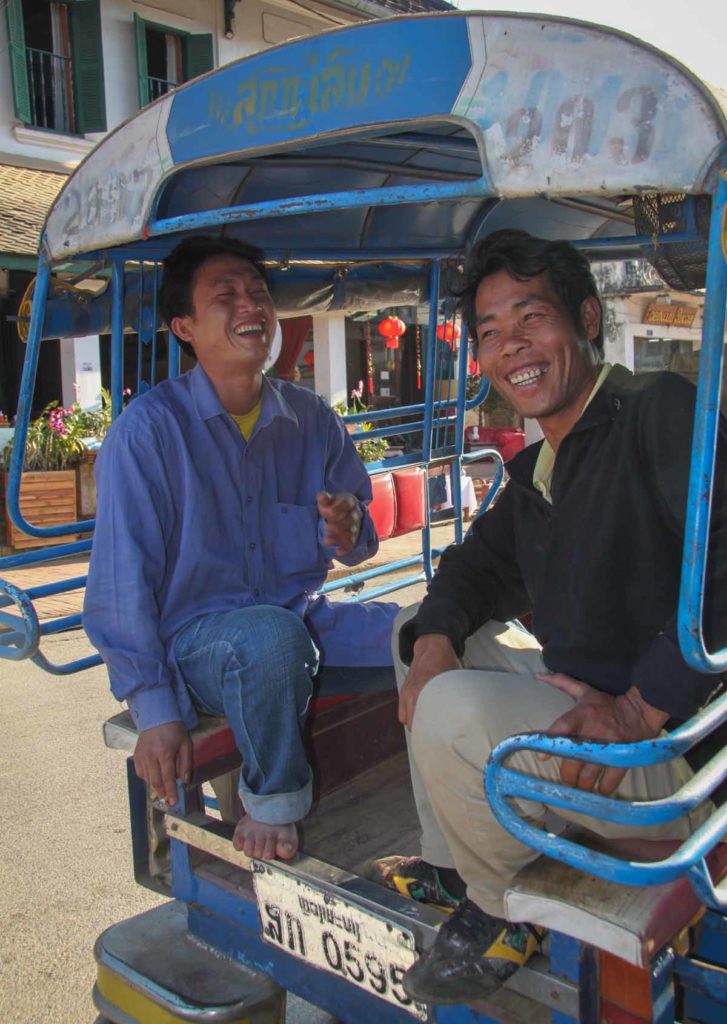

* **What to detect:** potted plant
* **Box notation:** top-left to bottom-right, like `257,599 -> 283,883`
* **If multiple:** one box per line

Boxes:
333,382 -> 389,465
1,398 -> 102,549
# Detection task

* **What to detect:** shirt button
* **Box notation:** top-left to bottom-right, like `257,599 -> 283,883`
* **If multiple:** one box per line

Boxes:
246,496 -> 253,504
254,589 -> 261,598
249,542 -> 256,551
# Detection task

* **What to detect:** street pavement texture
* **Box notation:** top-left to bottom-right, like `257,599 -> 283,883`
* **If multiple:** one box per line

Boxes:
0,528 -> 446,1023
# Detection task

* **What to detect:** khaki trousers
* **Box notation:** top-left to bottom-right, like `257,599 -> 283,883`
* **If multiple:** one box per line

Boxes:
393,606 -> 708,917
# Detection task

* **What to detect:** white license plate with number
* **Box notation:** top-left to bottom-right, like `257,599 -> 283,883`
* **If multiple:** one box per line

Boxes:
253,863 -> 428,1019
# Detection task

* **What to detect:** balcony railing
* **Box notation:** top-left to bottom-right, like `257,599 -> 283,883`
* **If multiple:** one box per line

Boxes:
26,46 -> 75,133
148,76 -> 179,101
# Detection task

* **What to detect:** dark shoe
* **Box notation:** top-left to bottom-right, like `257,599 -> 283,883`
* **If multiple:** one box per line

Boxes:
365,855 -> 463,913
402,898 -> 544,1005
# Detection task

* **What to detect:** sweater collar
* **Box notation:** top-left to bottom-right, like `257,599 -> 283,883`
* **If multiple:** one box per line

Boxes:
507,364 -> 634,490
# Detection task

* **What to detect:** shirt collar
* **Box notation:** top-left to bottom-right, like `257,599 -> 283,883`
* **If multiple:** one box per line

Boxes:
532,362 -> 612,502
189,363 -> 299,428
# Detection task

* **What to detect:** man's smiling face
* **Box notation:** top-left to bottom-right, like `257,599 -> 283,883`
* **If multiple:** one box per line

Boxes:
171,254 -> 277,376
475,269 -> 601,448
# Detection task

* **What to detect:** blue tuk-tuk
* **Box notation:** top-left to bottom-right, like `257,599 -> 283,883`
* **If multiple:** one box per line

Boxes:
1,11 -> 727,1023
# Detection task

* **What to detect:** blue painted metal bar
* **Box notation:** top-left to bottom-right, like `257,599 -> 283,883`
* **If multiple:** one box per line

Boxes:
675,952 -> 727,1006
25,576 -> 87,600
0,578 -> 40,659
549,932 -> 583,1024
110,260 -> 125,421
136,265 -> 145,387
168,332 -> 181,378
150,263 -> 159,386
679,171 -> 727,672
342,573 -> 428,602
0,540 -> 91,572
650,948 -> 678,1024
25,636 -> 101,675
420,261 -> 441,583
39,613 -> 83,635
485,707 -> 727,899
148,178 -> 491,238
320,554 -> 427,594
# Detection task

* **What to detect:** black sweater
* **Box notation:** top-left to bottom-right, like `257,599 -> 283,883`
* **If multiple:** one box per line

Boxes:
402,366 -> 727,727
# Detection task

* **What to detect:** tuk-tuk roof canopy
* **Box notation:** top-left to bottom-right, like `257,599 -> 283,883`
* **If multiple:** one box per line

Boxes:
44,12 -> 727,265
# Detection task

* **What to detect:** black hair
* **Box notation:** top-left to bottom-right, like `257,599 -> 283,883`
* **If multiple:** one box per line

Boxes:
455,229 -> 604,356
158,235 -> 269,358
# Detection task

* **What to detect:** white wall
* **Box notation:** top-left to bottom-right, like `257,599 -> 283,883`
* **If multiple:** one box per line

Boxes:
0,0 -> 356,173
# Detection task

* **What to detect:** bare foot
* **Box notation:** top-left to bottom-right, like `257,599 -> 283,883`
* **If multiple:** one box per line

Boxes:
232,814 -> 298,860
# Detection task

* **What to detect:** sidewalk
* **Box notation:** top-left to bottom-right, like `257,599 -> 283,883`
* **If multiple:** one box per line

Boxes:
0,520 -> 460,623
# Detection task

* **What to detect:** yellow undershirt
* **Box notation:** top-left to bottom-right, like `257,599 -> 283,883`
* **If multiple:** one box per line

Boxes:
533,363 -> 612,504
231,396 -> 263,441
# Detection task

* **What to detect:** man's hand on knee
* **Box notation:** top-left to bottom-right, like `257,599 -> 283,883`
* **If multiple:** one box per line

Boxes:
400,634 -> 460,730
134,721 -> 193,806
537,673 -> 669,795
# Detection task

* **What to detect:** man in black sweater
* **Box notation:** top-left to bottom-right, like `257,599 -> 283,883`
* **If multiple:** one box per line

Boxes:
374,230 -> 725,1004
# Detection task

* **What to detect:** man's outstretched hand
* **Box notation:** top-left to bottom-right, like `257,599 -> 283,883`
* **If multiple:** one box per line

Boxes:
537,673 -> 670,795
134,721 -> 193,806
317,491 -> 362,556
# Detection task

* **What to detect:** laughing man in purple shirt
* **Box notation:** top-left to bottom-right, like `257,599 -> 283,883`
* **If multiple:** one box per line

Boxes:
84,236 -> 398,861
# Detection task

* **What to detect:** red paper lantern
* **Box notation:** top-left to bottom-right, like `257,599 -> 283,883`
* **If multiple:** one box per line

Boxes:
303,350 -> 314,367
436,322 -> 461,345
378,316 -> 406,349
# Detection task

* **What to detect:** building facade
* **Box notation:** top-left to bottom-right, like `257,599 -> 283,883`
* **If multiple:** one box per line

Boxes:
0,0 -> 451,419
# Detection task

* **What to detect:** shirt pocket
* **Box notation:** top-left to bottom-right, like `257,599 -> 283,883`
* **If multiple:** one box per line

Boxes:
268,502 -> 324,582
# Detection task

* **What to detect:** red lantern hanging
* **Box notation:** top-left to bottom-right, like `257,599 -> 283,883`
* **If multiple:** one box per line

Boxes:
436,322 -> 461,346
303,350 -> 314,367
378,316 -> 406,349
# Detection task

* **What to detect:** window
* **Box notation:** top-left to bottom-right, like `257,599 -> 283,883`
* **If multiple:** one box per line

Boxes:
133,14 -> 213,108
5,0 -> 106,134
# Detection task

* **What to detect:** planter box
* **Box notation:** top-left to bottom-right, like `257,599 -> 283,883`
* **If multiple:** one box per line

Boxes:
2,470 -> 79,550
76,452 -> 97,519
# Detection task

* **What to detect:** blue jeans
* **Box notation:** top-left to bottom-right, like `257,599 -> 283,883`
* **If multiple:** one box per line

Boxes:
174,605 -> 395,824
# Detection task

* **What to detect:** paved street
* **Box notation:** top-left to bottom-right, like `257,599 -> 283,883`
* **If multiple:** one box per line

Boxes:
0,528 -> 446,1023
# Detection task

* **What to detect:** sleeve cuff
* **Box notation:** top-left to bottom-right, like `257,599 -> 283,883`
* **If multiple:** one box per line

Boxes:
398,603 -> 468,665
126,685 -> 185,733
630,632 -> 724,719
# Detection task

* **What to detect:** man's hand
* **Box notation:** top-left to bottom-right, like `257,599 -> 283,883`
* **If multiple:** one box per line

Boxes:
399,633 -> 460,730
317,491 -> 362,556
537,673 -> 670,795
134,721 -> 193,806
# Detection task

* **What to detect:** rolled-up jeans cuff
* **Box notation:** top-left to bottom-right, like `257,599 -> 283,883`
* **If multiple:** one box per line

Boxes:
239,772 -> 313,825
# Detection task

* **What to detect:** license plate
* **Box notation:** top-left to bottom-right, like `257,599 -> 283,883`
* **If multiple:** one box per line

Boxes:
253,862 -> 428,1019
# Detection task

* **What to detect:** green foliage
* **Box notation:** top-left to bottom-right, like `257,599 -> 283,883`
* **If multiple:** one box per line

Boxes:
333,385 -> 389,464
1,388 -> 114,472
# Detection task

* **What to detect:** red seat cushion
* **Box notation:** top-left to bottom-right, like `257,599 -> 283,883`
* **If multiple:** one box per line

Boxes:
368,472 -> 396,540
391,467 -> 426,537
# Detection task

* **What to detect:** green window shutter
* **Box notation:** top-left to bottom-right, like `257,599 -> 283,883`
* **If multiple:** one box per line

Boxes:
183,34 -> 214,83
5,0 -> 31,123
69,0 -> 107,133
134,13 -> 150,108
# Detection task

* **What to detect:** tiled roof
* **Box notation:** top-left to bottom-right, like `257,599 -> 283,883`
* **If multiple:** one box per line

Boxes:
0,164 -> 67,257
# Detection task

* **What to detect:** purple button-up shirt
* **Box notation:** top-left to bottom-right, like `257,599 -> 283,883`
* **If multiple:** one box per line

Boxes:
84,365 -> 394,732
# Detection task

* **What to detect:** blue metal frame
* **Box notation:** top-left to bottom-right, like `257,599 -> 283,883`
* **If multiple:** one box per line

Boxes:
679,169 -> 727,672
486,686 -> 727,907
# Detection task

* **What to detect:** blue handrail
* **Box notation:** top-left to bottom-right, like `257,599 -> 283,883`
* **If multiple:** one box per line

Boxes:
679,170 -> 727,672
485,687 -> 727,910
